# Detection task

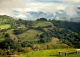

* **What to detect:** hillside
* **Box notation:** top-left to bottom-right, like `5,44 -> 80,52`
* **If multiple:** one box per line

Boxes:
0,15 -> 80,56
0,16 -> 80,47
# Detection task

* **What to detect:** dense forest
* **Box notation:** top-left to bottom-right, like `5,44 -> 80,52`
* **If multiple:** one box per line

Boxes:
0,15 -> 80,56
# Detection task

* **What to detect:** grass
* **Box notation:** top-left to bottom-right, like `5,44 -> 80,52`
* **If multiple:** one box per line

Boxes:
33,21 -> 54,28
18,49 -> 80,57
0,38 -> 5,42
0,33 -> 5,42
17,29 -> 43,42
0,24 -> 10,29
6,29 -> 13,34
6,29 -> 43,42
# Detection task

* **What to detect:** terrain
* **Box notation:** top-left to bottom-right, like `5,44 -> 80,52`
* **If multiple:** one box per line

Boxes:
0,15 -> 80,57
18,49 -> 80,57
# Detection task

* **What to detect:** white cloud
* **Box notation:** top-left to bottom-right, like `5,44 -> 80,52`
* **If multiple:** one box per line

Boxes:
61,0 -> 80,3
64,4 -> 77,16
16,14 -> 27,18
0,0 -> 32,15
0,9 -> 12,15
15,2 -> 67,13
0,0 -> 80,17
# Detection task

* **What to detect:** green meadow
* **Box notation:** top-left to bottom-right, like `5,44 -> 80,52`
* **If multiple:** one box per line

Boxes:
0,33 -> 5,42
33,21 -> 54,28
17,29 -> 43,42
0,24 -> 10,29
18,49 -> 80,57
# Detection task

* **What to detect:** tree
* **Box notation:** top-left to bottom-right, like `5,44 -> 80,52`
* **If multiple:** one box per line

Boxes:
13,29 -> 24,35
36,18 -> 47,21
5,33 -> 10,37
0,39 -> 20,49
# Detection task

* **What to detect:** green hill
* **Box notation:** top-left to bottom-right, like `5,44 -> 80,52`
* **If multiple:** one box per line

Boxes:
0,16 -> 80,47
0,15 -> 80,56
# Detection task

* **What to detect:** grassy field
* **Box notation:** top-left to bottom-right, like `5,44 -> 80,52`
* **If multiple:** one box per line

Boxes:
17,29 -> 43,42
0,24 -> 10,29
18,49 -> 80,57
33,21 -> 54,28
0,24 -> 10,42
6,29 -> 43,42
0,37 -> 5,42
0,33 -> 5,42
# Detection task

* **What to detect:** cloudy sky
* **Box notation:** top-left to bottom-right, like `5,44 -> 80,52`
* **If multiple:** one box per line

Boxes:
0,0 -> 80,16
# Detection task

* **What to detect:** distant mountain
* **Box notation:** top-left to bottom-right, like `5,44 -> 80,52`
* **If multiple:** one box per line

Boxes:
70,17 -> 80,22
11,10 -> 68,20
11,10 -> 55,20
77,7 -> 80,16
11,9 -> 80,22
55,10 -> 68,18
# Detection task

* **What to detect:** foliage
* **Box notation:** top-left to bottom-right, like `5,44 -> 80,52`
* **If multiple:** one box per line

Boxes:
51,20 -> 80,33
36,18 -> 47,21
0,15 -> 80,56
0,39 -> 20,49
13,29 -> 25,35
4,33 -> 10,37
21,41 -> 35,47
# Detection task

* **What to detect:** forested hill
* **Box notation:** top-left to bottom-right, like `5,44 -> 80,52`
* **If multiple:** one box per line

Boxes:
51,20 -> 80,33
0,15 -> 80,54
51,20 -> 80,47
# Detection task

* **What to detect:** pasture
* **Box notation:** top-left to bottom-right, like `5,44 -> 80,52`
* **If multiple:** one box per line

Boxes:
0,36 -> 5,42
33,21 -> 54,28
18,49 -> 80,57
17,29 -> 43,42
0,24 -> 10,29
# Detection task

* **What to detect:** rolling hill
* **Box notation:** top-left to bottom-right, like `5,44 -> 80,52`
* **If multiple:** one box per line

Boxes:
0,15 -> 80,56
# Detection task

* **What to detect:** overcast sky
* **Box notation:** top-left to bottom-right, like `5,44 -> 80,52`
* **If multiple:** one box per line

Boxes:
0,0 -> 80,16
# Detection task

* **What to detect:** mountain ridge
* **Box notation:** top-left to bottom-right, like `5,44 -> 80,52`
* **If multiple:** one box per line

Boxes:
11,9 -> 80,22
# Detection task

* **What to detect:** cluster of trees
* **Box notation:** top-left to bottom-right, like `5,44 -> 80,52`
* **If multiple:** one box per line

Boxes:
16,19 -> 34,28
13,28 -> 27,35
52,28 -> 80,48
51,20 -> 80,33
50,20 -> 80,48
0,38 -> 69,56
0,39 -> 20,49
32,19 -> 80,48
37,26 -> 80,48
36,18 -> 47,21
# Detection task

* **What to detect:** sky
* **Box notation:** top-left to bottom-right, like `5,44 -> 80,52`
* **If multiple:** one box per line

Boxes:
0,0 -> 80,16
